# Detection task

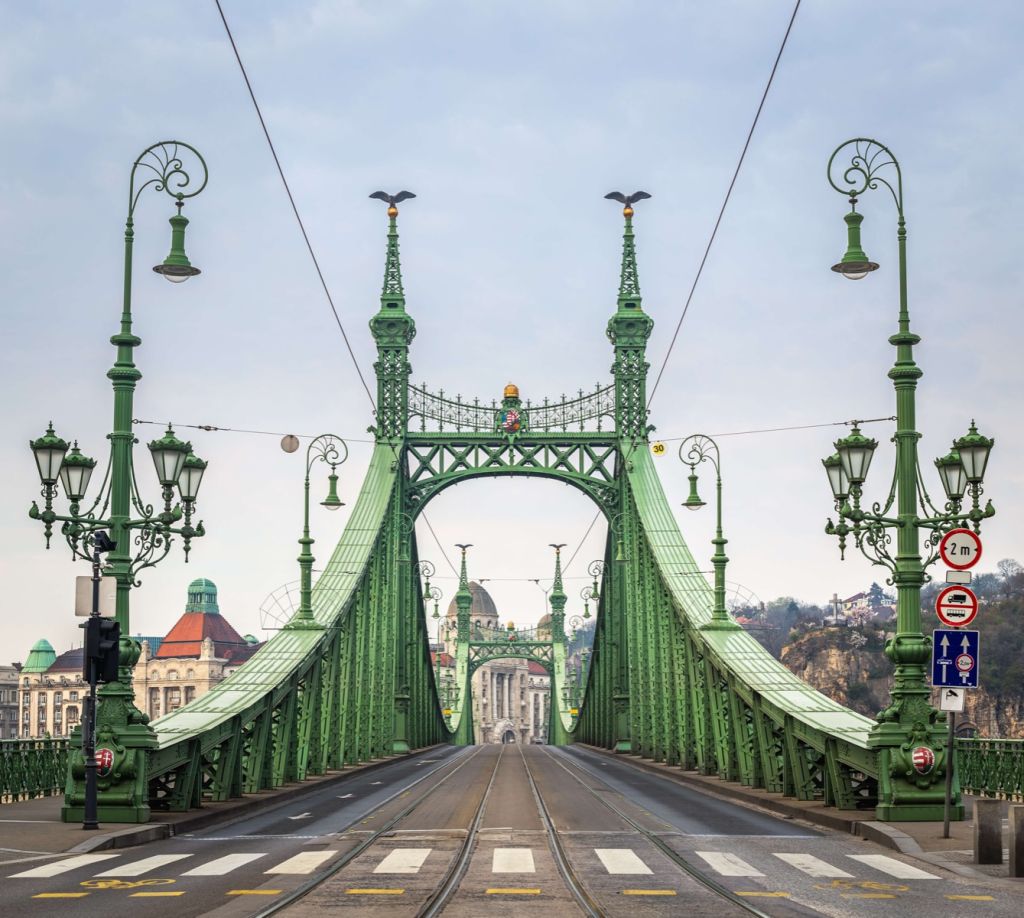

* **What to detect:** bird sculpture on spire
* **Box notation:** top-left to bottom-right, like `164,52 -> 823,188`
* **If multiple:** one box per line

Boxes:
604,190 -> 651,217
370,190 -> 416,217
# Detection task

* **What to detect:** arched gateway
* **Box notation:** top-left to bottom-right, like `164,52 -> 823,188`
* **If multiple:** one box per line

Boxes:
99,194 -> 943,825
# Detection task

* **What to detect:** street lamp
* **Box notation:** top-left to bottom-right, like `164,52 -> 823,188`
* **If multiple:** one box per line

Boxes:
823,138 -> 996,821
26,141 -> 210,825
580,559 -> 604,619
286,434 -> 349,628
678,434 -> 738,630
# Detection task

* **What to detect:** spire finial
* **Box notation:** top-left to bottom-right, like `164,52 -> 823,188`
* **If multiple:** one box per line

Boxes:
369,190 -> 416,302
454,543 -> 473,593
453,543 -> 473,642
605,191 -> 651,306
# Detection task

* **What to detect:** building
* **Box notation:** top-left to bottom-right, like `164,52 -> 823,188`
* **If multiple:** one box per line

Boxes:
134,578 -> 261,721
17,578 -> 262,737
17,639 -> 83,739
0,664 -> 22,739
438,582 -> 550,744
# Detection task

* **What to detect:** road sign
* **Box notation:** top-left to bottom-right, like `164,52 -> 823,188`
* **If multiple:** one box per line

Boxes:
650,441 -> 666,457
938,687 -> 966,712
939,528 -> 982,570
75,575 -> 116,617
945,569 -> 972,585
932,629 -> 979,688
935,584 -> 978,627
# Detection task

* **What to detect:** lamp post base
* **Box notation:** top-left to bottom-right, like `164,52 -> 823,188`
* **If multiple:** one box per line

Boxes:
869,721 -> 962,823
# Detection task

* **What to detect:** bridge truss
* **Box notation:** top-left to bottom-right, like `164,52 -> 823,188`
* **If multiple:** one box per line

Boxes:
72,199 -> 953,823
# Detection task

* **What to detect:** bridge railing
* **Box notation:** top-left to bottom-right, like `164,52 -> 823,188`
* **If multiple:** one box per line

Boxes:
957,738 -> 1024,800
0,738 -> 69,803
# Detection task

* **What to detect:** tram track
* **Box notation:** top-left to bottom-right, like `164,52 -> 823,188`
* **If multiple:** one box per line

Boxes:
538,746 -> 774,918
251,745 -> 488,918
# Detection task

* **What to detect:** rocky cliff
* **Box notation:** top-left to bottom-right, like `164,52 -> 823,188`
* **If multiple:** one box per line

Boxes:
779,626 -> 1024,737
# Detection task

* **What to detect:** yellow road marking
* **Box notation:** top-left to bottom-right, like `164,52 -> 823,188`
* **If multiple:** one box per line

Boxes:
345,888 -> 405,895
842,893 -> 897,899
735,891 -> 791,897
486,888 -> 541,895
946,895 -> 995,901
130,892 -> 185,897
33,893 -> 89,899
622,889 -> 677,896
227,890 -> 282,896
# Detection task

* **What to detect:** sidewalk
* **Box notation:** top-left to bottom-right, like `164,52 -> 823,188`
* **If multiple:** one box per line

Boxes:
577,745 -> 1019,884
0,748 -> 437,858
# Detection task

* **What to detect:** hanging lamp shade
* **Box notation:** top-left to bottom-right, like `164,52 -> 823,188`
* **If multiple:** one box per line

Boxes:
152,210 -> 201,282
148,426 -> 191,487
953,422 -> 993,483
59,442 -> 97,502
831,206 -> 879,280
683,470 -> 706,510
30,423 -> 69,486
320,471 -> 344,510
834,426 -> 877,485
822,452 -> 849,502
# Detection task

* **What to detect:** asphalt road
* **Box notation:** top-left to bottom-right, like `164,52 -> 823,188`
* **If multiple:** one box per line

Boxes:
0,743 -> 1018,917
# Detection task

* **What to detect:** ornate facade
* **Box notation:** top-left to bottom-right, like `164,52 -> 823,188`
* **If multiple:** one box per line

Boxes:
441,582 -> 550,744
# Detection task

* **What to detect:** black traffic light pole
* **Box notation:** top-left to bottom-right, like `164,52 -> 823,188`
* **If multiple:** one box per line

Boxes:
82,531 -> 116,831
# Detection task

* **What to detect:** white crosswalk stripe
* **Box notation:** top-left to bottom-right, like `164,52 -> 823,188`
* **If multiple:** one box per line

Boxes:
595,848 -> 653,875
95,854 -> 192,877
181,853 -> 267,876
265,850 -> 338,874
847,854 -> 940,879
492,848 -> 535,873
694,851 -> 763,877
9,854 -> 119,879
374,848 -> 432,874
773,853 -> 853,878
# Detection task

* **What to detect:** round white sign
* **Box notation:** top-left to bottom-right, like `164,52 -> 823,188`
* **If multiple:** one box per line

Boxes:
939,528 -> 982,571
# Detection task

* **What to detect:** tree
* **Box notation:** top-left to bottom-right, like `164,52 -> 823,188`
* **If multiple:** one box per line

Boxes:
867,582 -> 885,607
996,559 -> 1024,599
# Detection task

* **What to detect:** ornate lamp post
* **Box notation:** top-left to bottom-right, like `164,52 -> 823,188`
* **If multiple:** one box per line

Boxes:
27,141 -> 210,824
679,435 -> 739,630
287,435 -> 348,629
823,138 -> 995,821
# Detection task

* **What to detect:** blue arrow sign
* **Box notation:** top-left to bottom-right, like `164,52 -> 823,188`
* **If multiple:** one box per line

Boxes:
932,629 -> 979,688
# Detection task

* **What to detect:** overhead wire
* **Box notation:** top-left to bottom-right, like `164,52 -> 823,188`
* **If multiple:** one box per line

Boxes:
213,0 -> 460,575
214,0 -> 376,410
646,0 -> 802,408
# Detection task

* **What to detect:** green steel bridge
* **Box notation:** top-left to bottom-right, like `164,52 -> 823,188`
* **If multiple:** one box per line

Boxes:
40,192 -> 996,826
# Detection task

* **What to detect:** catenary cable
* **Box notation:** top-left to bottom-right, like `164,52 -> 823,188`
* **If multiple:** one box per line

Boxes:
646,0 -> 802,407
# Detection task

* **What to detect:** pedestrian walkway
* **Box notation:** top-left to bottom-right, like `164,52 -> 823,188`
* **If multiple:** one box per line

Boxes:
7,844 -> 946,884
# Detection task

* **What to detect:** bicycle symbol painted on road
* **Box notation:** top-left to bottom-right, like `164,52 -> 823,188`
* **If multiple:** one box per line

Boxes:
80,878 -> 176,890
813,879 -> 909,893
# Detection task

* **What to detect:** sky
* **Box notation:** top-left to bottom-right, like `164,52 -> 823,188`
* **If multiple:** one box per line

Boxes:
2,1 -> 1022,659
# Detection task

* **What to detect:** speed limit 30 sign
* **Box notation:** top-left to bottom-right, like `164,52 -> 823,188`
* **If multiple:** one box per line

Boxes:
939,528 -> 982,571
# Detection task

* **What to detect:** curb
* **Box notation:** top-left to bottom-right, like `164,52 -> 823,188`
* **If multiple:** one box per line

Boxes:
68,745 -> 444,854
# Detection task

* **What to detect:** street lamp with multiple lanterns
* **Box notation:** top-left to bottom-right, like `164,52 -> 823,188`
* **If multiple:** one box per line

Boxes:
27,141 -> 209,825
823,138 -> 995,821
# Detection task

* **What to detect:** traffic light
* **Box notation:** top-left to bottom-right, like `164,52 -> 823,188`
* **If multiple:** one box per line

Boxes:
83,617 -> 121,684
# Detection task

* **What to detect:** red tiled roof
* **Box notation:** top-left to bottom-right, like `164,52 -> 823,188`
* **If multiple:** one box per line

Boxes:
527,661 -> 549,676
155,611 -> 249,659
431,651 -> 455,667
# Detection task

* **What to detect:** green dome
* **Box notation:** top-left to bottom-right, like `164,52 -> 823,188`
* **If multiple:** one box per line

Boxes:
24,639 -> 56,673
243,634 -> 258,644
185,578 -> 219,615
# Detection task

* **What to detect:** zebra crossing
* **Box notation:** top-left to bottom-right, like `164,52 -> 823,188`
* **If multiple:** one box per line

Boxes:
8,845 -> 943,883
